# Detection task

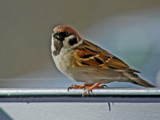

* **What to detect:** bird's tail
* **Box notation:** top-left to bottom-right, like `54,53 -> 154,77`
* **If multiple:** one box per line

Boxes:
123,72 -> 155,87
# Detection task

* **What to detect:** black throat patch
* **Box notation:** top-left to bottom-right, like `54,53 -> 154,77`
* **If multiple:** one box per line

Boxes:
53,39 -> 63,56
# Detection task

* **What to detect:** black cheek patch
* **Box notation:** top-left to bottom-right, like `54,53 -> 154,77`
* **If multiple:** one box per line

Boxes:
69,38 -> 78,46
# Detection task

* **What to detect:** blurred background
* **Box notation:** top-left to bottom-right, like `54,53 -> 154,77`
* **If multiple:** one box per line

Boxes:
0,0 -> 159,88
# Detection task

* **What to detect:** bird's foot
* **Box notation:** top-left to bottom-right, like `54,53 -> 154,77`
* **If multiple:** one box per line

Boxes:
68,83 -> 93,91
83,80 -> 107,96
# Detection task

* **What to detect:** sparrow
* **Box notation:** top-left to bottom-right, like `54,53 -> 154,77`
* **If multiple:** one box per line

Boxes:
51,25 -> 155,96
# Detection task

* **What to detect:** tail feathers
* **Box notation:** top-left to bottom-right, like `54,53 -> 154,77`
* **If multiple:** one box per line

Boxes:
123,72 -> 155,87
132,77 -> 155,87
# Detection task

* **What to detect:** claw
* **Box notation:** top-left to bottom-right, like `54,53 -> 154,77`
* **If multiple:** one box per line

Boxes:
68,84 -> 79,91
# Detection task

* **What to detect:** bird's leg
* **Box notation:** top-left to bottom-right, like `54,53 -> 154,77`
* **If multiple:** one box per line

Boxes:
83,80 -> 107,96
68,83 -> 93,91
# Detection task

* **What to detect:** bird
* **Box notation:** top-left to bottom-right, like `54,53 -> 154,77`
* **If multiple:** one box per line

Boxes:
51,25 -> 155,96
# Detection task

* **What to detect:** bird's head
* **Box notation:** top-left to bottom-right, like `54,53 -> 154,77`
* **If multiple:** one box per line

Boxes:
52,25 -> 82,49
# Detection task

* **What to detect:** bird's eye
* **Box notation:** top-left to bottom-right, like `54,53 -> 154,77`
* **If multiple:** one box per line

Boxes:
53,32 -> 64,41
65,31 -> 69,37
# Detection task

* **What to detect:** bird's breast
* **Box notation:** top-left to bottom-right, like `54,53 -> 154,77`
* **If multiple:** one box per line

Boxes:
52,47 -> 74,76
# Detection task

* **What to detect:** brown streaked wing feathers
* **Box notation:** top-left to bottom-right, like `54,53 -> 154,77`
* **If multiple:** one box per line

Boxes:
74,40 -> 140,73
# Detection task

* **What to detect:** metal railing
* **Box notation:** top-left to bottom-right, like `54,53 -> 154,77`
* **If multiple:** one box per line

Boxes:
0,88 -> 159,103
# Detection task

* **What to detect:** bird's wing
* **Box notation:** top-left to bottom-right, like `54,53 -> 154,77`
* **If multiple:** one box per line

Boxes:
73,40 -> 140,73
